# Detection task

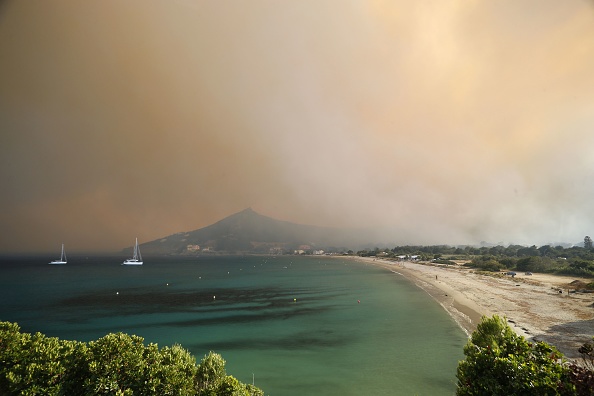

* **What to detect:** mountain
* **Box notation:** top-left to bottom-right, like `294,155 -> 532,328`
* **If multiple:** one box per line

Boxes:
134,208 -> 359,255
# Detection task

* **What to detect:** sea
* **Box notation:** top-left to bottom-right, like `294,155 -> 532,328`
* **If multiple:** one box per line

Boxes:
0,255 -> 467,395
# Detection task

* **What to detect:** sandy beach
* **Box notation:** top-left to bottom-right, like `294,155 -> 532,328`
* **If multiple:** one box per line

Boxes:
351,257 -> 594,360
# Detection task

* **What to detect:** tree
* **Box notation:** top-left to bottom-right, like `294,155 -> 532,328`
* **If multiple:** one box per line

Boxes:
517,245 -> 540,257
0,321 -> 263,396
196,351 -> 227,394
570,260 -> 592,271
538,244 -> 557,258
196,351 -> 263,396
584,236 -> 593,250
0,321 -> 85,395
84,332 -> 149,394
456,315 -> 575,395
516,256 -> 542,272
143,343 -> 198,395
467,256 -> 503,272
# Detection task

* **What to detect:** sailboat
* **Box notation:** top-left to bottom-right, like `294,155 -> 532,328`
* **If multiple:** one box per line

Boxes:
122,238 -> 143,265
49,244 -> 67,265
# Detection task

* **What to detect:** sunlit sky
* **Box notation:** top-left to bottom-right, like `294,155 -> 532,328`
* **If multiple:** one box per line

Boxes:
1,1 -> 594,253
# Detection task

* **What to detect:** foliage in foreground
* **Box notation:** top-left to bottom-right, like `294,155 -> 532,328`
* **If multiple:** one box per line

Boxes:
569,337 -> 594,396
456,315 -> 594,396
0,321 -> 263,396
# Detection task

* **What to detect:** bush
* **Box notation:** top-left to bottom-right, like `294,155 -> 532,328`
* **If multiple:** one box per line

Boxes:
0,321 -> 85,395
0,321 -> 263,396
432,259 -> 457,265
567,337 -> 594,395
196,351 -> 263,396
568,365 -> 594,396
467,256 -> 504,272
456,315 -> 575,395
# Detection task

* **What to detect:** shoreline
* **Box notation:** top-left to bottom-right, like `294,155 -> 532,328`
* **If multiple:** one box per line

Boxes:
346,256 -> 594,360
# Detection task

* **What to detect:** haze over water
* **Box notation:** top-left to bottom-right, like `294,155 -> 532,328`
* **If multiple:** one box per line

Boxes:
0,255 -> 466,395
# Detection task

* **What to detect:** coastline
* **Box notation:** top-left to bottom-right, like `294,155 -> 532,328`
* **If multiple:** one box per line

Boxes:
347,256 -> 594,360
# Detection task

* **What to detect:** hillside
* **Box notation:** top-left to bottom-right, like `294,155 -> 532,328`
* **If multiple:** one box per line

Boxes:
134,208 -> 358,255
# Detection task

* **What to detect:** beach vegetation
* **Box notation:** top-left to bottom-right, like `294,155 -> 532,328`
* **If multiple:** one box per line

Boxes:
441,244 -> 594,278
0,321 -> 263,396
457,315 -> 576,395
584,236 -> 593,251
577,337 -> 594,372
562,260 -> 594,276
467,255 -> 504,272
565,337 -> 594,396
432,259 -> 457,265
516,245 -> 541,257
372,243 -> 594,277
568,364 -> 594,396
515,256 -> 559,273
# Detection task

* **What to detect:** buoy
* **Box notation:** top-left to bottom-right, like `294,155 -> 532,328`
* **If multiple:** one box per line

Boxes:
116,292 -> 119,295
293,298 -> 297,302
213,296 -> 216,299
357,300 -> 360,304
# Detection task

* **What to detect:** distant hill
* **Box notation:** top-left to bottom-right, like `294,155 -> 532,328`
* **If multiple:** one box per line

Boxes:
133,208 -> 360,255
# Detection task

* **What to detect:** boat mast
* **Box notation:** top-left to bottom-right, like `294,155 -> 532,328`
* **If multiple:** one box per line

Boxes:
135,238 -> 142,261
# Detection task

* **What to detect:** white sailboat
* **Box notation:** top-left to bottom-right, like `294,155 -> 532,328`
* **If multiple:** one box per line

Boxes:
49,244 -> 67,264
122,238 -> 143,265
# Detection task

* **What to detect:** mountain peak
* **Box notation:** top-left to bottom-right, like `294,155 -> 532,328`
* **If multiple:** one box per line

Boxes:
138,209 -> 356,255
239,207 -> 256,215
227,207 -> 257,217
224,207 -> 265,222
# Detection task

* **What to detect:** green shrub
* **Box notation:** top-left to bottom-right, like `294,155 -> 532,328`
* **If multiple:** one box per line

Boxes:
0,321 -> 262,396
456,315 -> 575,395
195,351 -> 263,396
433,259 -> 457,265
0,321 -> 85,395
568,337 -> 594,395
84,332 -> 148,394
467,256 -> 504,272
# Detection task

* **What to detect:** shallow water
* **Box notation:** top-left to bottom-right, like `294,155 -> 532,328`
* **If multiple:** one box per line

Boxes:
0,255 -> 466,395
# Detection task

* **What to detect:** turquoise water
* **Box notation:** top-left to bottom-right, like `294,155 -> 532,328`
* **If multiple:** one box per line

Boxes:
0,255 -> 466,395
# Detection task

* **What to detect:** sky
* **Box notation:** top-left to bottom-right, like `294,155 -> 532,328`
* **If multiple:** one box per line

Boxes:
1,1 -> 594,253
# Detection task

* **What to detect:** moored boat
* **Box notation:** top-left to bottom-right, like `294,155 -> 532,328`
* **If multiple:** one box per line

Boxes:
122,238 -> 143,265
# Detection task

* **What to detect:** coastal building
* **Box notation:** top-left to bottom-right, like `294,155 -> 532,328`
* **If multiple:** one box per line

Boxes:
186,244 -> 200,252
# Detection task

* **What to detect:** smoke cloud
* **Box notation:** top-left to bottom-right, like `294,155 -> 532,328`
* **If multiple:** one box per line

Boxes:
1,1 -> 594,252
